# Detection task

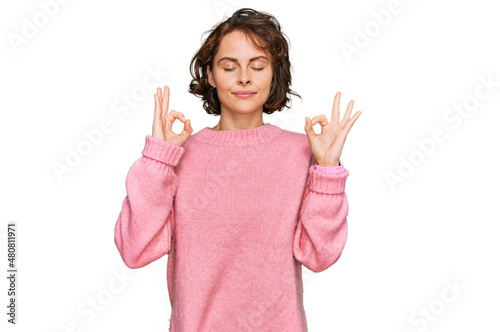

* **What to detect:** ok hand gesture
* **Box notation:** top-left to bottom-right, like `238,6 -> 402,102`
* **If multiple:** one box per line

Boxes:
153,85 -> 193,147
304,92 -> 361,166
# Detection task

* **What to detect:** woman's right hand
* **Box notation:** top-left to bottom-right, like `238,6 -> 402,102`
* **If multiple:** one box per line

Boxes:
153,85 -> 193,147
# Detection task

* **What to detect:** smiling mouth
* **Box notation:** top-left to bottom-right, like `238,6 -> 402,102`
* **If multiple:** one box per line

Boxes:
234,92 -> 256,98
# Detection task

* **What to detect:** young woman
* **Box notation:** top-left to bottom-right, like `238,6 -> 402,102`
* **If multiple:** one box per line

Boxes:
114,8 -> 361,331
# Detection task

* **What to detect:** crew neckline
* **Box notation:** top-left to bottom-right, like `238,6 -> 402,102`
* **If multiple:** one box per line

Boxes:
193,123 -> 283,146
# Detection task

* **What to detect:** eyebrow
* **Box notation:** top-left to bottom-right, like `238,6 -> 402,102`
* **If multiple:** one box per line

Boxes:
217,56 -> 269,64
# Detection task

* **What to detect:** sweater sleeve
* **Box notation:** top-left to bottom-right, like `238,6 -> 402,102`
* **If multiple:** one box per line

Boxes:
314,159 -> 345,174
114,135 -> 185,269
293,153 -> 349,273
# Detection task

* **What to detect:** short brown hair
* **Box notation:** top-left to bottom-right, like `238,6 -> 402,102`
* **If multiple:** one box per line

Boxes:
188,8 -> 302,116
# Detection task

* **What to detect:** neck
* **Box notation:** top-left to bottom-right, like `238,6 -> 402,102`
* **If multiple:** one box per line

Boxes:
211,120 -> 265,131
194,122 -> 283,146
211,107 -> 264,131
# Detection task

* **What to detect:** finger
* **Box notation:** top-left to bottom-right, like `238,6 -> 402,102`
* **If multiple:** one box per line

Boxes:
162,85 -> 170,118
180,119 -> 193,139
342,111 -> 362,138
154,93 -> 161,126
156,87 -> 163,106
174,111 -> 186,122
166,110 -> 175,132
304,117 -> 317,141
340,100 -> 354,129
155,93 -> 161,120
331,92 -> 341,124
166,110 -> 186,132
167,110 -> 186,124
311,114 -> 329,130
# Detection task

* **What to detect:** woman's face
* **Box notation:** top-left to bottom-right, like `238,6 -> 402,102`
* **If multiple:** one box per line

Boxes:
207,30 -> 273,116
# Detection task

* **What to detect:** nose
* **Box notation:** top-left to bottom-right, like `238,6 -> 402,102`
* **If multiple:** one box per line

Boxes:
237,67 -> 251,86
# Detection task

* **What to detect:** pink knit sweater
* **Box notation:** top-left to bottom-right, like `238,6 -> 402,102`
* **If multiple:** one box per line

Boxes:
114,123 -> 349,331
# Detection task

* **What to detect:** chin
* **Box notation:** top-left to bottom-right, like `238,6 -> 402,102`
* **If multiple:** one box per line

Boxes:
231,107 -> 262,114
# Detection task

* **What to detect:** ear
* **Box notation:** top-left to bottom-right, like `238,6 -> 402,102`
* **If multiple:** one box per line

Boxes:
207,65 -> 216,88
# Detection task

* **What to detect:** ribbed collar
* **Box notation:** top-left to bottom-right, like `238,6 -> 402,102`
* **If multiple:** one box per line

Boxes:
192,123 -> 283,146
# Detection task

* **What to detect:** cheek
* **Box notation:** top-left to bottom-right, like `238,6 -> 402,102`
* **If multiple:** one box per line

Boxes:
265,72 -> 273,87
217,78 -> 231,89
262,72 -> 273,92
215,71 -> 234,89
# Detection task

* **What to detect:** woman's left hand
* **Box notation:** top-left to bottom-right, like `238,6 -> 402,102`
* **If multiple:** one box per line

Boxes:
304,92 -> 362,166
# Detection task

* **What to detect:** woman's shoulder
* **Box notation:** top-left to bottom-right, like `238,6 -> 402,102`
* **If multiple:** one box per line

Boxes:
274,125 -> 310,146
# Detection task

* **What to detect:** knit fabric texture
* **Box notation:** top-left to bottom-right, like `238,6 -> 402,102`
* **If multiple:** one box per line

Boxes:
315,162 -> 344,174
114,123 -> 349,331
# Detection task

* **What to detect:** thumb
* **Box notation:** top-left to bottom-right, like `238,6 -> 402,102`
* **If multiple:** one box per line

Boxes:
304,117 -> 316,140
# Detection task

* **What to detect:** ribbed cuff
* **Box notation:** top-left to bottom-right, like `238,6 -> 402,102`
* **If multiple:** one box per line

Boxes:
142,135 -> 185,166
314,165 -> 344,175
309,166 -> 349,194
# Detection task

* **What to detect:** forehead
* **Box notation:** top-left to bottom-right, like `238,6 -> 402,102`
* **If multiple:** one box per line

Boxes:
215,31 -> 270,59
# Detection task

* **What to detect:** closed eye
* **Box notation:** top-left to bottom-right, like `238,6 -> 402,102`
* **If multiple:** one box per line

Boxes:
224,68 -> 264,72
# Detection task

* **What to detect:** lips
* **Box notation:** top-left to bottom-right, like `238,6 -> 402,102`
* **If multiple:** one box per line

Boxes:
234,91 -> 256,97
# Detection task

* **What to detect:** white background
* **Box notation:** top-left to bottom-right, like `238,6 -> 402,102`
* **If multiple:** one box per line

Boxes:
1,0 -> 499,331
